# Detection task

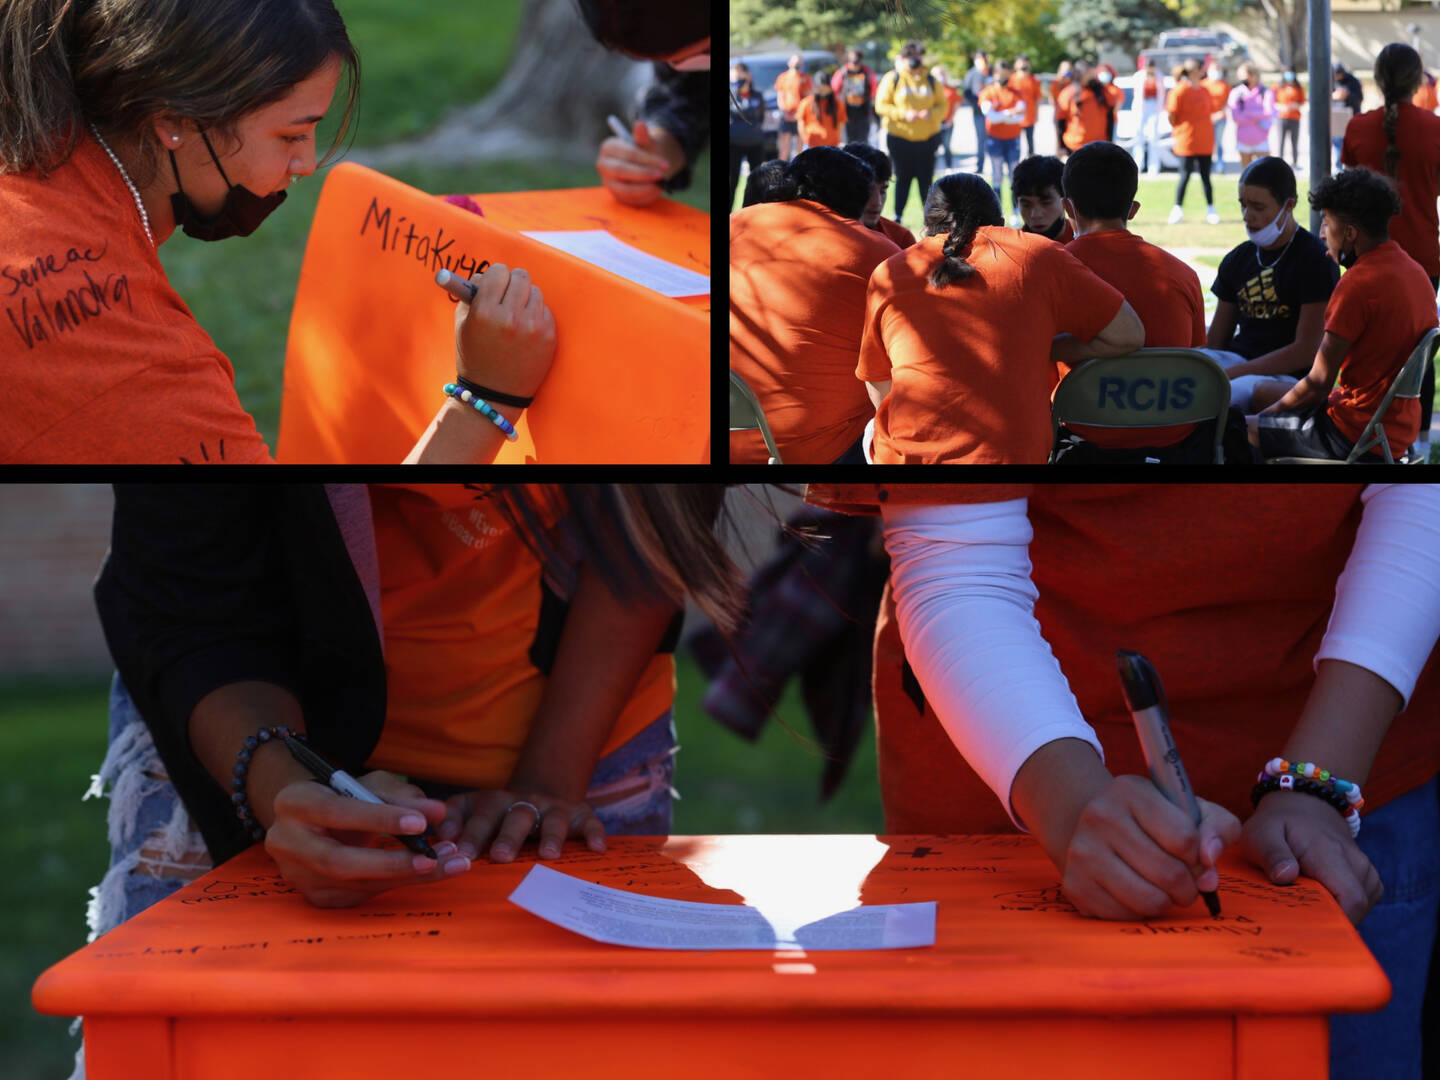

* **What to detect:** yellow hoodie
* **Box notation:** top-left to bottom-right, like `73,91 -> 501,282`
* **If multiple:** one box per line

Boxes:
875,66 -> 946,142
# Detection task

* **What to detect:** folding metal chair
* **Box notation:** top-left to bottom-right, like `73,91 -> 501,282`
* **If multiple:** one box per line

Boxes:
729,369 -> 782,465
1049,348 -> 1233,464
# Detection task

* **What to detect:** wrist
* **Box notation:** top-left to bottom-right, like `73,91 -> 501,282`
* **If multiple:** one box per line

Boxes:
245,742 -> 313,830
1011,738 -> 1112,868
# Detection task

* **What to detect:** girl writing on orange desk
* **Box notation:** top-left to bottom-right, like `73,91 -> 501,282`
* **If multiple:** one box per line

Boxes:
0,0 -> 557,465
804,481 -> 1440,1080
87,484 -> 741,924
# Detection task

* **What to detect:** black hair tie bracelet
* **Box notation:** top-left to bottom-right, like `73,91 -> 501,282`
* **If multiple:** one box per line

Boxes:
454,374 -> 533,409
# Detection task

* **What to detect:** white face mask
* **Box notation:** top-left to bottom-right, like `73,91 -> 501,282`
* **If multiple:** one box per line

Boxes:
1248,203 -> 1292,248
670,52 -> 710,71
1097,72 -> 1113,84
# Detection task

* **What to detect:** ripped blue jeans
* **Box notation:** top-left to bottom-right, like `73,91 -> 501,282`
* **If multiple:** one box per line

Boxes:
87,674 -> 677,938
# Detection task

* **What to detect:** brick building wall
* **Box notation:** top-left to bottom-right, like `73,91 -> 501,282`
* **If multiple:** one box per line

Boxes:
0,485 -> 115,677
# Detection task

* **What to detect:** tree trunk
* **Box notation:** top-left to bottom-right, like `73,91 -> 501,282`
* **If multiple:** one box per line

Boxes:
358,0 -> 651,167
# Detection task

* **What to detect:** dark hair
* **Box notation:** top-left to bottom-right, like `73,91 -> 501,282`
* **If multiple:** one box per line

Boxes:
1063,141 -> 1136,220
0,0 -> 359,179
788,146 -> 873,219
1237,156 -> 1297,207
574,0 -> 708,60
812,77 -> 839,125
842,141 -> 892,186
923,172 -> 1002,287
902,39 -> 926,57
1011,154 -> 1064,199
1375,43 -> 1423,179
488,485 -> 742,634
1309,166 -> 1402,241
732,61 -> 750,76
741,160 -> 794,207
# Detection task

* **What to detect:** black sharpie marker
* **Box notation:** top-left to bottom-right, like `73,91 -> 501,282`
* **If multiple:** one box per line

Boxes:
1115,650 -> 1222,918
281,735 -> 437,860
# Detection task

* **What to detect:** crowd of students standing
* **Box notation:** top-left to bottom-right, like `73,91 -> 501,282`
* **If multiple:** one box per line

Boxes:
730,40 -> 1440,466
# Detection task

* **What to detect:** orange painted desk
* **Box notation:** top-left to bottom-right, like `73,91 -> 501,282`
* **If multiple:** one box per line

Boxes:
33,835 -> 1388,1080
275,165 -> 709,464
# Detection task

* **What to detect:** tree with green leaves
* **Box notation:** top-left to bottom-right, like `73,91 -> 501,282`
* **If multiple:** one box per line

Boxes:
729,0 -> 948,54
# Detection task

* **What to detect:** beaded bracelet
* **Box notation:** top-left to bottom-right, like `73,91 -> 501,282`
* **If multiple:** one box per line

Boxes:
1250,775 -> 1362,838
230,725 -> 301,841
454,374 -> 533,409
1263,757 -> 1365,808
443,382 -> 519,440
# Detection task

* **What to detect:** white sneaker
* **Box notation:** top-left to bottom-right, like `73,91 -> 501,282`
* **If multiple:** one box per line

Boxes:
1206,206 -> 1221,224
1167,206 -> 1184,225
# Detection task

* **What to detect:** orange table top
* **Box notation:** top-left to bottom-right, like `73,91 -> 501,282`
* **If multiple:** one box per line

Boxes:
34,835 -> 1388,1022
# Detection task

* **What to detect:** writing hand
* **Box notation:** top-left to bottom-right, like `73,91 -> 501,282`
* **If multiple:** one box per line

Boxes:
454,262 -> 556,400
264,771 -> 464,908
1061,775 -> 1240,919
438,787 -> 606,864
1241,790 -> 1381,924
595,121 -> 683,207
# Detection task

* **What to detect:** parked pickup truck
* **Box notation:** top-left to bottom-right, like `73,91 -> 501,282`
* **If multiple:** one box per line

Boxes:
1137,28 -> 1249,77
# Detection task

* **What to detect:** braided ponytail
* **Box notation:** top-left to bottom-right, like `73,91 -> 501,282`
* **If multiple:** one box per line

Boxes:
924,173 -> 1003,287
1374,43 -> 1423,180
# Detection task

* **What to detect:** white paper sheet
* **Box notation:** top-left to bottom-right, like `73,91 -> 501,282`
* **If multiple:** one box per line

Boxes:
519,229 -> 710,297
508,864 -> 936,951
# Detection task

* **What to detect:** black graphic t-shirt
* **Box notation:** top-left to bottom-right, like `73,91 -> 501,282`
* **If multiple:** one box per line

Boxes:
1211,227 -> 1340,377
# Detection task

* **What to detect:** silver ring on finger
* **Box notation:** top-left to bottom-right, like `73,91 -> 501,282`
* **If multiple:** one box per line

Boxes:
507,799 -> 543,835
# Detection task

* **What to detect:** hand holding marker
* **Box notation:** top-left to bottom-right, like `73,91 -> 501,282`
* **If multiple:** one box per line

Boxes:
1116,650 -> 1223,917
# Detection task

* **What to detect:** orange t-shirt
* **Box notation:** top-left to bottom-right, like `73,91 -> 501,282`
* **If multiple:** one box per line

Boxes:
857,229 -> 1124,464
774,70 -> 813,116
1166,83 -> 1216,157
802,483 -> 1440,834
797,95 -> 848,147
364,484 -> 674,788
1341,104 -> 1440,277
875,216 -> 918,249
1062,229 -> 1208,448
729,199 -> 899,465
1057,83 -> 1123,151
940,85 -> 963,125
1010,72 -> 1043,126
1322,241 -> 1438,459
1415,80 -> 1439,113
0,131 -> 272,464
1275,83 -> 1306,121
1050,75 -> 1072,108
979,82 -> 1025,140
1202,78 -> 1230,114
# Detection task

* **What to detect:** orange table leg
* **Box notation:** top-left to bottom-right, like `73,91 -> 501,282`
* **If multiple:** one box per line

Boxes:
84,1017 -> 174,1080
1236,1015 -> 1328,1080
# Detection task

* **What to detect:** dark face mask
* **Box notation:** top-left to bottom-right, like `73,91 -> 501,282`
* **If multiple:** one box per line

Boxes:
907,57 -> 922,70
1036,213 -> 1066,240
169,132 -> 287,242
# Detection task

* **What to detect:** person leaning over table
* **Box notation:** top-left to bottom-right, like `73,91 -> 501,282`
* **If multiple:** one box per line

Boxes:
0,0 -> 557,465
804,480 -> 1440,1080
88,483 -> 743,928
584,0 -> 710,208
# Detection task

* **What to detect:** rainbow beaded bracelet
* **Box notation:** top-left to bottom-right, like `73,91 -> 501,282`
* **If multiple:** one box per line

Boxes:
443,382 -> 519,441
1253,758 -> 1364,838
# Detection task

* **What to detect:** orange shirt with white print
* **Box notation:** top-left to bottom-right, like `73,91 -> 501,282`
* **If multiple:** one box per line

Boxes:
979,82 -> 1025,140
0,131 -> 272,463
803,482 -> 1440,834
858,229 -> 1124,464
364,484 -> 674,789
1322,241 -> 1438,459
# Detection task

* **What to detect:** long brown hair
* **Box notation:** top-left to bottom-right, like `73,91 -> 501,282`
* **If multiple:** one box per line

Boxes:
1375,43 -> 1423,180
0,0 -> 360,179
485,485 -> 745,634
923,172 -> 1003,288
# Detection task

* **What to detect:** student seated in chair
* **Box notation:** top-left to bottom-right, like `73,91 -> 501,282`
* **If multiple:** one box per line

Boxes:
1250,168 -> 1438,461
1052,142 -> 1230,462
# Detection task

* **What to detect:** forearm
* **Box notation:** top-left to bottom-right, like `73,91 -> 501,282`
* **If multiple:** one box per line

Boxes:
1270,372 -> 1327,412
1278,660 -> 1400,786
1011,738 -> 1114,870
1228,343 -> 1304,378
866,379 -> 891,408
405,398 -> 520,464
508,565 -> 679,800
188,681 -> 312,830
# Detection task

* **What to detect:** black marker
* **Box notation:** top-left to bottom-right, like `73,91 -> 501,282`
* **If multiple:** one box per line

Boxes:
434,268 -> 477,303
1116,650 -> 1222,917
282,735 -> 437,860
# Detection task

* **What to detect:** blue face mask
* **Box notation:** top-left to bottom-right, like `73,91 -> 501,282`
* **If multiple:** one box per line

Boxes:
1283,72 -> 1296,83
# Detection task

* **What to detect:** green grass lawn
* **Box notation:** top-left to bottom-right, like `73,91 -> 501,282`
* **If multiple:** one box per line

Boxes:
157,0 -> 711,452
1,654 -> 881,1079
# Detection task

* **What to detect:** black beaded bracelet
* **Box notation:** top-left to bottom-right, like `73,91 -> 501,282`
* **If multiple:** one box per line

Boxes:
454,374 -> 533,409
230,725 -> 301,841
1249,775 -> 1351,817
